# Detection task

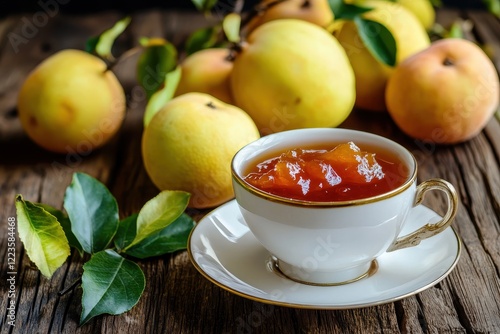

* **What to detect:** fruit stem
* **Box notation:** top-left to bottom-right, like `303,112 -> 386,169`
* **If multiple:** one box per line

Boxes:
206,101 -> 217,109
443,57 -> 454,66
227,41 -> 247,61
301,0 -> 311,9
58,277 -> 82,296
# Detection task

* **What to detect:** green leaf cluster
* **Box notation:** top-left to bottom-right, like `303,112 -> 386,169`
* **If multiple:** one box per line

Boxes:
86,16 -> 131,61
84,17 -> 183,127
137,38 -> 178,99
135,38 -> 182,127
15,172 -> 194,325
183,1 -> 241,56
184,26 -> 224,56
184,0 -> 398,67
329,0 -> 397,67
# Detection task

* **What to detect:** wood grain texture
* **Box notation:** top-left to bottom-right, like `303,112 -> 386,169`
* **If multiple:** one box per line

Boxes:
0,8 -> 499,334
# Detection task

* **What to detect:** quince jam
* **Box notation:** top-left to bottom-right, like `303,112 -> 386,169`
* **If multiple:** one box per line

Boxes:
243,142 -> 408,202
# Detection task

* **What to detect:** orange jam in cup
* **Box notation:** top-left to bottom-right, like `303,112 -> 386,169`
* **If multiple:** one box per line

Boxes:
243,142 -> 408,202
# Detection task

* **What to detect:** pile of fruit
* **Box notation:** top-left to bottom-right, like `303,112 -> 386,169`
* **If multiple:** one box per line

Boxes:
16,0 -> 500,209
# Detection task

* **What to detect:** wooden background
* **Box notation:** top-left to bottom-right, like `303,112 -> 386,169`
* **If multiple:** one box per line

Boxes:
0,5 -> 499,334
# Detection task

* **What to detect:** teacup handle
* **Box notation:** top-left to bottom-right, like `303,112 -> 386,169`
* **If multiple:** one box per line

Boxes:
387,178 -> 458,252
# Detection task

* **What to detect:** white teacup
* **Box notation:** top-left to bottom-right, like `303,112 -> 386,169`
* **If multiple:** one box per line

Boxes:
231,128 -> 458,285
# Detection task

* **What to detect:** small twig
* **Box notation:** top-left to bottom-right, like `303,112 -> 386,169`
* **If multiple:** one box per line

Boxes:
226,40 -> 246,61
58,277 -> 82,296
234,0 -> 245,14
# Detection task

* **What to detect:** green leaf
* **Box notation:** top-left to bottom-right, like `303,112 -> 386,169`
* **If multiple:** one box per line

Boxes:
85,36 -> 99,55
85,16 -> 131,60
63,173 -> 119,254
37,204 -> 83,256
124,191 -> 190,250
447,21 -> 464,39
143,65 -> 182,127
328,0 -> 344,17
222,13 -> 241,43
191,0 -> 219,12
483,0 -> 500,18
136,39 -> 178,99
354,16 -> 397,67
184,25 -> 222,56
114,213 -> 138,252
332,3 -> 373,20
80,249 -> 145,325
123,213 -> 196,259
15,195 -> 70,278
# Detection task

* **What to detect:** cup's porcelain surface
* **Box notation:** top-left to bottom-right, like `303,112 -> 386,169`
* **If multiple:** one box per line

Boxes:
231,128 -> 456,285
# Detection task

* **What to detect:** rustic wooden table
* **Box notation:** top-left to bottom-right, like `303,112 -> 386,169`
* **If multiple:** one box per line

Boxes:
1,6 -> 499,334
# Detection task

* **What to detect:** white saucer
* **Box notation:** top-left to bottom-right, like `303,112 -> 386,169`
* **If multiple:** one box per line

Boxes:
188,200 -> 461,309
